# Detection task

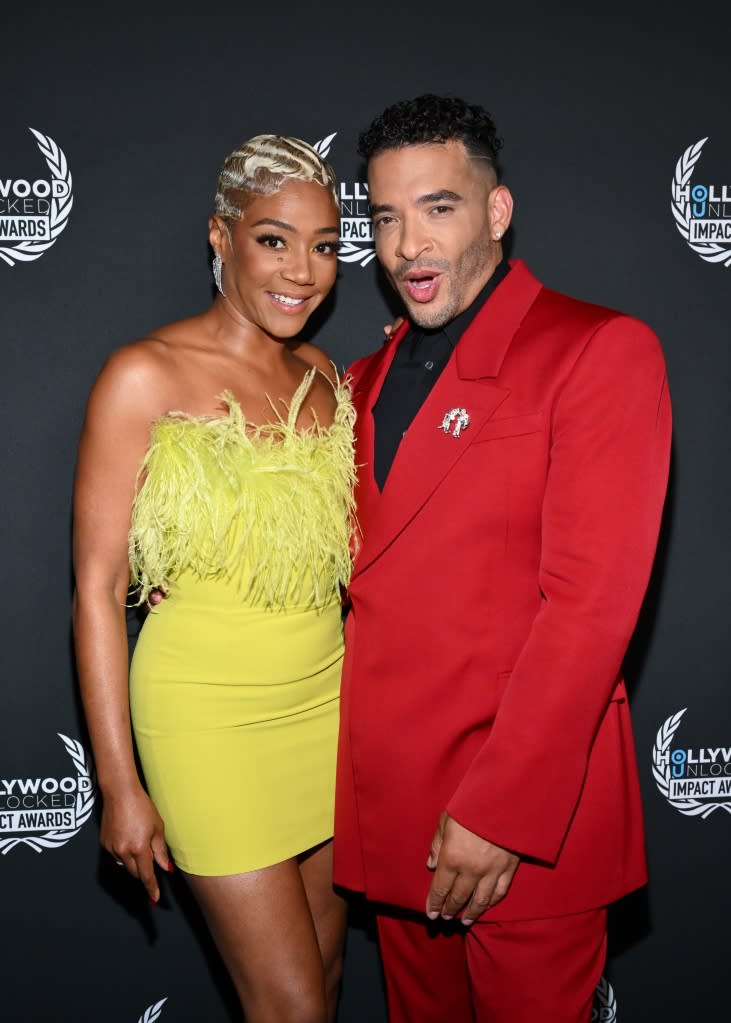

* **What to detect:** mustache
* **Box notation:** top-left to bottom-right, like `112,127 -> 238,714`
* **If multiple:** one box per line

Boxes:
394,257 -> 450,281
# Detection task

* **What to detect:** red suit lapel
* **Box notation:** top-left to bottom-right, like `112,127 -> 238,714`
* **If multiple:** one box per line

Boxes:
351,261 -> 543,580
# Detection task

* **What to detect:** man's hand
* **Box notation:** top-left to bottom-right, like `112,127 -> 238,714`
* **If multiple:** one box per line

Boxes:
426,812 -> 520,926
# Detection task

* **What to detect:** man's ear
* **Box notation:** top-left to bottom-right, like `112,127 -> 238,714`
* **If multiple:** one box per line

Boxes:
488,185 -> 514,239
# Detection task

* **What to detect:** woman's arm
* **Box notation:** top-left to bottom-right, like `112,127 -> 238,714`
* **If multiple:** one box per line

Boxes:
72,343 -> 172,903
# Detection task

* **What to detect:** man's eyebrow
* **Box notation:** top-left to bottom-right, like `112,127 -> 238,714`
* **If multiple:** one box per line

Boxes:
368,203 -> 396,217
417,190 -> 463,205
250,218 -> 339,234
369,191 -> 464,217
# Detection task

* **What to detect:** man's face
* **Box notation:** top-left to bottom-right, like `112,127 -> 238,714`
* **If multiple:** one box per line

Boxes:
368,140 -> 511,328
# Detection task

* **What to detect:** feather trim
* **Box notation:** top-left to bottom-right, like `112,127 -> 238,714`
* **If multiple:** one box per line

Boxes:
128,368 -> 356,609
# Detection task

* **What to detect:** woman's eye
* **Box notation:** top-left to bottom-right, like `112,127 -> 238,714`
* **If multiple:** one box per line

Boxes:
257,234 -> 286,249
315,241 -> 341,255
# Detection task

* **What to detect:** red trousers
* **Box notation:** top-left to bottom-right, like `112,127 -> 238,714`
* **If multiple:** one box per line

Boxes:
376,907 -> 607,1023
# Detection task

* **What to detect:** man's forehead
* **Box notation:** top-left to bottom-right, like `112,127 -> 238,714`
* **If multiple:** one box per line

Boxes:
367,140 -> 477,195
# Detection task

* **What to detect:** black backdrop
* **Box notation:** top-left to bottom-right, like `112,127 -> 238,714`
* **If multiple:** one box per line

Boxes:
2,6 -> 729,1021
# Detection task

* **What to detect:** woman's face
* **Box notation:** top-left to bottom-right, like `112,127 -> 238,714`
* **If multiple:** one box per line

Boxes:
212,178 -> 340,339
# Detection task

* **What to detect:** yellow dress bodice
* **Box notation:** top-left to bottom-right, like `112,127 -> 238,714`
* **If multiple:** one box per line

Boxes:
128,367 -> 356,609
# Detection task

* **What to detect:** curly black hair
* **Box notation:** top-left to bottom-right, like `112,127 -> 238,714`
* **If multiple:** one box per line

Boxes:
357,94 -> 503,173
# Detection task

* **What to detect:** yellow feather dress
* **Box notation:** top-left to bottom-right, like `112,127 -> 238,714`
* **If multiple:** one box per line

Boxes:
128,368 -> 356,875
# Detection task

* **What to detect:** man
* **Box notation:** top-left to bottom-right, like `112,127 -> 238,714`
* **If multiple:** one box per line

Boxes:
334,94 -> 671,1022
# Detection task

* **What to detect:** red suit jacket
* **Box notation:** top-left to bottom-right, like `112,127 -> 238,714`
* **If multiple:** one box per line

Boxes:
333,261 -> 671,922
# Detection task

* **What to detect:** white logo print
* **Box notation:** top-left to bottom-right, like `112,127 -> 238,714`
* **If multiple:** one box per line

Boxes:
0,734 -> 95,853
313,132 -> 376,267
671,138 -> 731,267
653,709 -> 731,817
137,998 -> 167,1023
592,977 -> 617,1021
0,128 -> 73,267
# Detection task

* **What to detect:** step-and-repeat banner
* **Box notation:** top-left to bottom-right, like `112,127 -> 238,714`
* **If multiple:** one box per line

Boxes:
2,9 -> 728,1022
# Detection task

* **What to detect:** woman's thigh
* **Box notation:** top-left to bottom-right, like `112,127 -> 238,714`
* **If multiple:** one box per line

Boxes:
299,840 -> 347,996
184,857 -> 330,1023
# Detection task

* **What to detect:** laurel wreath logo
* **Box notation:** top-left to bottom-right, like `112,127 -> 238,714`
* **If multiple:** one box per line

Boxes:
0,127 -> 74,267
337,240 -> 378,267
313,132 -> 336,161
137,997 -> 167,1023
313,132 -> 376,268
0,733 -> 96,853
591,977 -> 617,1021
592,976 -> 616,1021
652,709 -> 731,818
671,138 -> 731,267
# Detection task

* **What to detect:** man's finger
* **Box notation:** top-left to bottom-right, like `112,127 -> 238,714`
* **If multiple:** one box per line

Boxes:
426,864 -> 457,919
440,874 -> 479,919
460,875 -> 498,926
426,830 -> 443,870
426,811 -> 447,869
462,859 -> 520,924
491,864 -> 518,906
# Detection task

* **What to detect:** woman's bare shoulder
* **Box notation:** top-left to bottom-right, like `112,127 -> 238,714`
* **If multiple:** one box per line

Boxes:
93,311 -> 213,399
289,340 -> 337,383
94,339 -> 169,397
86,332 -> 185,428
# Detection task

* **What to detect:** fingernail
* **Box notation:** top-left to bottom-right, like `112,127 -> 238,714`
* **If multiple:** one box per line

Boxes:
149,896 -> 157,907
461,918 -> 474,927
426,910 -> 439,920
167,859 -> 175,872
442,914 -> 454,921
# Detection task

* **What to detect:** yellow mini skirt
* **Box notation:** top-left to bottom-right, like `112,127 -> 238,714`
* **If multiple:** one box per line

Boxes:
129,572 -> 343,876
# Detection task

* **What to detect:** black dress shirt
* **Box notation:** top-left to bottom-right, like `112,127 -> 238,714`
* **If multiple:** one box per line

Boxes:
373,261 -> 510,490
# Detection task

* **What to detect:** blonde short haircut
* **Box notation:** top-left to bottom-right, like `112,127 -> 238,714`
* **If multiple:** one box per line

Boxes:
214,134 -> 339,219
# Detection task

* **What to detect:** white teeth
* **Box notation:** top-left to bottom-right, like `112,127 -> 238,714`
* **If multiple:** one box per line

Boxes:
272,293 -> 305,306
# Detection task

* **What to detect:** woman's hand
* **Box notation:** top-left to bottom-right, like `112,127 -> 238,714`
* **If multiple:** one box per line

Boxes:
101,785 -> 172,903
384,316 -> 405,338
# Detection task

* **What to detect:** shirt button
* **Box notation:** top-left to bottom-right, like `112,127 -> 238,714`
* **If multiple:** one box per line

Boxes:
425,360 -> 434,370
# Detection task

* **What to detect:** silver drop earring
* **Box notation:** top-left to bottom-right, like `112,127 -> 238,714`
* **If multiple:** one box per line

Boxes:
212,253 -> 224,296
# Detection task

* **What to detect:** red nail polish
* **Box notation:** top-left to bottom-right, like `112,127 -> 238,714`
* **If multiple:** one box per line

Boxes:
149,896 -> 157,907
167,859 -> 175,872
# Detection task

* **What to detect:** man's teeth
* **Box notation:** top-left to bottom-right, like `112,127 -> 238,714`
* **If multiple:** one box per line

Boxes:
411,279 -> 432,289
272,293 -> 305,305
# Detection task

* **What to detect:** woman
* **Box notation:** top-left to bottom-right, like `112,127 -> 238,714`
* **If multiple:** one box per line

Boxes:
72,135 -> 355,1023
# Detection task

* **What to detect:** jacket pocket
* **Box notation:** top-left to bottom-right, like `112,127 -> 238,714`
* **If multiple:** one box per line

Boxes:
472,411 -> 543,443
